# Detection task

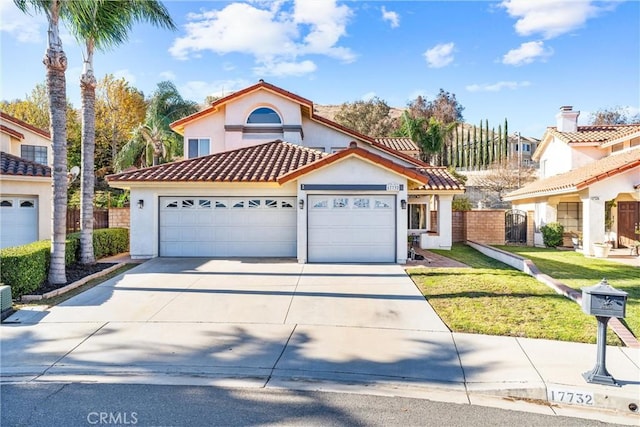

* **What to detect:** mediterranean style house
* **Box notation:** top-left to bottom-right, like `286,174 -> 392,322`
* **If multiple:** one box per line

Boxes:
0,112 -> 52,249
107,80 -> 464,263
504,106 -> 640,254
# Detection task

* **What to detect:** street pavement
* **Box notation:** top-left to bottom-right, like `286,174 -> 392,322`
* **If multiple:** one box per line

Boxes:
1,258 -> 638,425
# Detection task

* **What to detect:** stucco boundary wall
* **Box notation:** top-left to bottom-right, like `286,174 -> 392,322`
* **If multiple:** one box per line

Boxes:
466,241 -> 639,348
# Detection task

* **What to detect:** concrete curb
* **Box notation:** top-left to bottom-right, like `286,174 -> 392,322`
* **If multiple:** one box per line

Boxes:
20,262 -> 127,302
466,241 -> 640,348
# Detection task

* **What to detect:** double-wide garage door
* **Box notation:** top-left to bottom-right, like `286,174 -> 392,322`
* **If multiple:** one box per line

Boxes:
307,194 -> 396,263
160,197 -> 296,257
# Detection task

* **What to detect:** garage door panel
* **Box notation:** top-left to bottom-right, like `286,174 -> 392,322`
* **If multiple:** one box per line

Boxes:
160,197 -> 296,257
0,197 -> 38,249
308,195 -> 395,263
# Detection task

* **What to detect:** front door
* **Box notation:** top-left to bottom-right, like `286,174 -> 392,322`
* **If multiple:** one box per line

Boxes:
618,201 -> 640,248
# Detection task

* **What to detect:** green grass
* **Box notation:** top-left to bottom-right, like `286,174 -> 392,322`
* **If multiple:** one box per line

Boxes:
494,245 -> 639,339
409,244 -> 622,345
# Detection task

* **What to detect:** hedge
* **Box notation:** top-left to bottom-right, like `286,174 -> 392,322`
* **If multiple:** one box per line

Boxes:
0,228 -> 129,298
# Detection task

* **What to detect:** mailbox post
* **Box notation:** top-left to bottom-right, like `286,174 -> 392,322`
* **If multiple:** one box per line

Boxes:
581,279 -> 628,386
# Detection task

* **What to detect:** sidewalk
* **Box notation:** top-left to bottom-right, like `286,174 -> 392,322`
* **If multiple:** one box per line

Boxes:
2,258 -> 638,424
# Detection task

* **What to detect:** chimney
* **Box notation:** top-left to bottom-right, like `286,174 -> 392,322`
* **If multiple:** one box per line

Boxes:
555,106 -> 580,132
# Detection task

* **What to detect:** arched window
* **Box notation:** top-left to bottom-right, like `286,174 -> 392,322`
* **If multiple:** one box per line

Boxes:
247,107 -> 281,124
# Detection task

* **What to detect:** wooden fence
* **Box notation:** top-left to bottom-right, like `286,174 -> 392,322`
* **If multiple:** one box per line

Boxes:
66,208 -> 109,233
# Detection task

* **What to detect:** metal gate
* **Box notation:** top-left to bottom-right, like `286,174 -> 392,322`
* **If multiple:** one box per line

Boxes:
505,209 -> 527,244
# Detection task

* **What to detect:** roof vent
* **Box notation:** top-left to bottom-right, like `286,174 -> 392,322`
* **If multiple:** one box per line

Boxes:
556,105 -> 580,132
349,141 -> 358,148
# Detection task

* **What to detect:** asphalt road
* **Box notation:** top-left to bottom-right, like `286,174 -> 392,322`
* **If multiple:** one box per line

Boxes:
1,383 -> 619,427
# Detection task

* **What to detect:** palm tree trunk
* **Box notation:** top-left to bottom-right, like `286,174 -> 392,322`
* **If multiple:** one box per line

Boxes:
44,3 -> 68,285
80,40 -> 96,264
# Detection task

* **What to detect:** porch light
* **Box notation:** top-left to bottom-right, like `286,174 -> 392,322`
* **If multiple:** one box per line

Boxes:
401,199 -> 407,210
299,198 -> 304,210
137,199 -> 144,209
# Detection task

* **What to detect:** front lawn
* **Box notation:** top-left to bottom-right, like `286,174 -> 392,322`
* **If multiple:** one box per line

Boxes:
409,244 -> 622,345
494,245 -> 639,340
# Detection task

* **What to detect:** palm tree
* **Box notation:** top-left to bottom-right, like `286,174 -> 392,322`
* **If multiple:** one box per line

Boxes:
68,0 -> 175,264
115,81 -> 198,171
13,0 -> 83,284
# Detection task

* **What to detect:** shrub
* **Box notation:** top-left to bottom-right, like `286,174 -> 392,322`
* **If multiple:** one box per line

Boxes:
0,228 -> 128,298
452,196 -> 472,211
0,240 -> 50,297
540,222 -> 564,248
92,228 -> 129,259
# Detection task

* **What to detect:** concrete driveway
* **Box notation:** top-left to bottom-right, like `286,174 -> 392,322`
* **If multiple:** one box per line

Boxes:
2,258 -> 461,390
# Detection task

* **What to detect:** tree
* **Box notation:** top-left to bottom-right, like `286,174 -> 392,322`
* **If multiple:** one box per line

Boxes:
13,0 -> 89,284
333,97 -> 394,137
67,0 -> 175,264
475,156 -> 537,202
590,106 -> 640,125
115,81 -> 198,170
407,89 -> 464,124
94,75 -> 146,174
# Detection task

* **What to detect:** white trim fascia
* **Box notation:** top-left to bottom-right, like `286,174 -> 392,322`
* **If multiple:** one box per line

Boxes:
0,174 -> 51,183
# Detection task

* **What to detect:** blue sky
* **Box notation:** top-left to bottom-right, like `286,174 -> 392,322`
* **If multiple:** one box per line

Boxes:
1,0 -> 638,137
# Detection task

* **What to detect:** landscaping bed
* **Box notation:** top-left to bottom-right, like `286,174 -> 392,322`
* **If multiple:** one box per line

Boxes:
29,262 -> 116,295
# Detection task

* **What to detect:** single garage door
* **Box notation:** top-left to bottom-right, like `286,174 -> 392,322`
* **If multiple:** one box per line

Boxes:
159,197 -> 296,257
308,194 -> 396,263
0,196 -> 38,249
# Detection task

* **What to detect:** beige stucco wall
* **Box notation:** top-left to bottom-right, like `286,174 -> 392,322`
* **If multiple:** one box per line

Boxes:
0,117 -> 52,166
0,176 -> 52,241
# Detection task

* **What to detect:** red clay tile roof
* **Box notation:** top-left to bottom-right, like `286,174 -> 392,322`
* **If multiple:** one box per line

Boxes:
0,112 -> 50,139
1,151 -> 51,177
505,148 -> 640,200
415,167 -> 465,191
547,124 -> 640,144
107,141 -> 327,183
277,145 -> 429,185
375,137 -> 419,152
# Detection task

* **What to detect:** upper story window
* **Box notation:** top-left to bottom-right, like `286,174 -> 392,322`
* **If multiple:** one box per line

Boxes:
21,145 -> 47,165
247,107 -> 281,124
188,138 -> 210,159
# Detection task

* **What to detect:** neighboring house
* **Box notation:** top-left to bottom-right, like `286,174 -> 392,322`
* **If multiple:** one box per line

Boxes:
375,137 -> 420,159
107,80 -> 464,263
504,106 -> 640,254
508,133 -> 540,167
0,112 -> 52,249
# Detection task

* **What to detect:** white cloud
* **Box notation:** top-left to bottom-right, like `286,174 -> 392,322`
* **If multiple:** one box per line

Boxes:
466,81 -> 531,92
113,69 -> 137,85
500,0 -> 616,39
502,41 -> 553,65
0,1 -> 45,43
424,42 -> 455,68
179,79 -> 251,103
381,6 -> 399,28
159,71 -> 176,81
254,60 -> 317,77
169,0 -> 354,77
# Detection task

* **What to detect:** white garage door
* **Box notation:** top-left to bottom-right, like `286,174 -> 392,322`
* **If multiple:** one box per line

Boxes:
0,196 -> 38,249
308,195 -> 396,263
159,197 -> 296,257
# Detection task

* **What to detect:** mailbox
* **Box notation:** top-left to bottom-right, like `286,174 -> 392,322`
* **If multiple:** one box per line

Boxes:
581,279 -> 627,318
